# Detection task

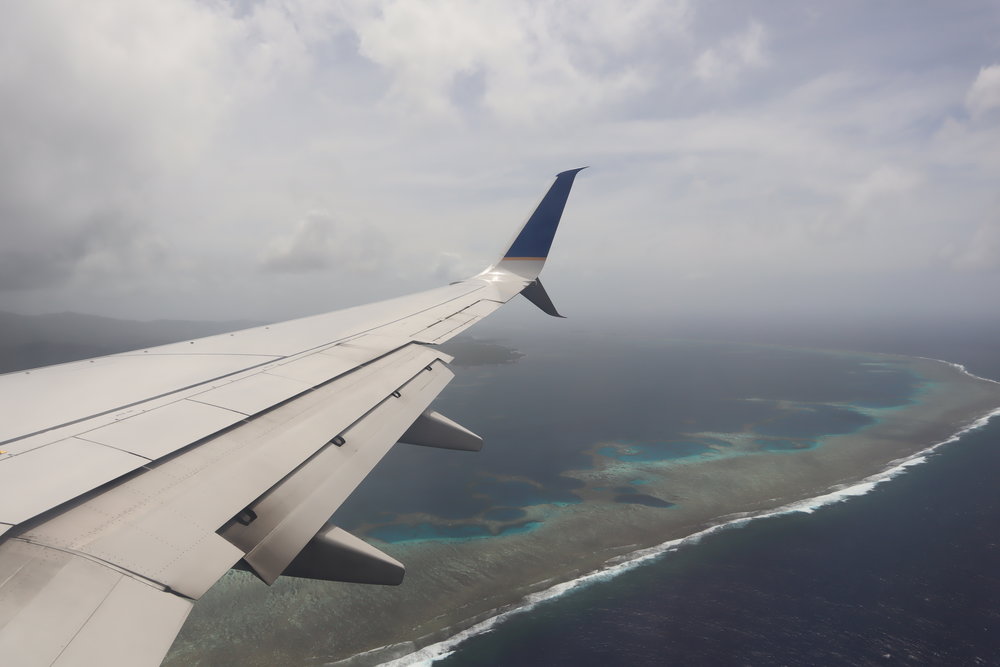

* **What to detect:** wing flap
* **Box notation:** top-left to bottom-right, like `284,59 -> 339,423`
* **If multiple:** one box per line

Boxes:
221,359 -> 453,583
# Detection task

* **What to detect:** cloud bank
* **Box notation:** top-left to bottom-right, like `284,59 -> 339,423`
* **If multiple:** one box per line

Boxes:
0,1 -> 998,328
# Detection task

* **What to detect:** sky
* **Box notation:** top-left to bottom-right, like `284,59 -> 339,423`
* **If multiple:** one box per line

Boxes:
1,1 -> 999,332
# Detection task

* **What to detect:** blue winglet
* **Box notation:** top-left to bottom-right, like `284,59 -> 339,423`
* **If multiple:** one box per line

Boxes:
502,167 -> 587,260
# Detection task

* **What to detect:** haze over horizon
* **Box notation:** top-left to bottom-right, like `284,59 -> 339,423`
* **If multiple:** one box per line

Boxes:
2,1 -> 999,334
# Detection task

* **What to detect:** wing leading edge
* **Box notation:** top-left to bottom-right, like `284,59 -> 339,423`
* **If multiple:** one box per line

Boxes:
0,168 -> 586,666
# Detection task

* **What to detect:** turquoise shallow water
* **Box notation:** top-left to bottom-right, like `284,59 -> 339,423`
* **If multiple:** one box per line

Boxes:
597,440 -> 713,461
367,520 -> 542,544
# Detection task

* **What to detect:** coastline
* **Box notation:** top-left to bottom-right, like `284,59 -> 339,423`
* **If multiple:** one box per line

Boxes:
381,402 -> 1000,667
164,353 -> 1000,667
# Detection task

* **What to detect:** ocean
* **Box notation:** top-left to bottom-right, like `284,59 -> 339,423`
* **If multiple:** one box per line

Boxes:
416,336 -> 1000,666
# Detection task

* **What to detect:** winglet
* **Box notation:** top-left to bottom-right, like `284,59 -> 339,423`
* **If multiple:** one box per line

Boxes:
499,167 -> 587,263
521,279 -> 565,318
482,168 -> 586,317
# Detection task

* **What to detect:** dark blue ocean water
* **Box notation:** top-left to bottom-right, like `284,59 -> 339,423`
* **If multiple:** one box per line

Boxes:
435,417 -> 1000,666
429,338 -> 1000,666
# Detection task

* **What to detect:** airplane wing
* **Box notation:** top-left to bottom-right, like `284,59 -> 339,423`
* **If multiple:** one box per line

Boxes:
0,168 -> 586,666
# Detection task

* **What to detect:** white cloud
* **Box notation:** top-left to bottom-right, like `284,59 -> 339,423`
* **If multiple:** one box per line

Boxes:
795,164 -> 922,241
339,0 -> 691,122
260,212 -> 391,275
0,1 -> 998,324
0,1 -> 302,292
946,220 -> 1000,271
694,20 -> 768,84
844,165 -> 922,214
965,64 -> 1000,117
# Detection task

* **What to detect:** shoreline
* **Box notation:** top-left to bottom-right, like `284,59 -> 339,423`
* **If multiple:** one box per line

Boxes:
165,353 -> 1000,667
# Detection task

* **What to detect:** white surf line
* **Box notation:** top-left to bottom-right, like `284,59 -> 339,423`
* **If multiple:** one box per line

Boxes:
381,403 -> 1000,667
917,356 -> 1000,386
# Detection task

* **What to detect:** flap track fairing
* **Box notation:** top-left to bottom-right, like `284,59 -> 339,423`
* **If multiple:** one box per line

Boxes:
399,410 -> 483,452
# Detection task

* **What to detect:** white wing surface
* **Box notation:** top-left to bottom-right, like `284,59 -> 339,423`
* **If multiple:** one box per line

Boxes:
0,168 -> 586,666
